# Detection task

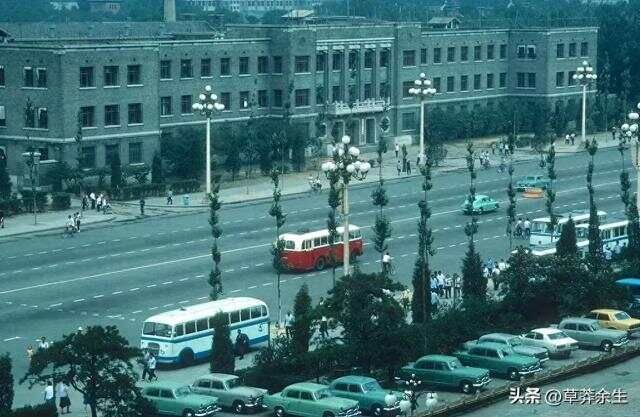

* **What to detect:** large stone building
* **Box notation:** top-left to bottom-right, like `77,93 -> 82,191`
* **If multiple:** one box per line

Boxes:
0,18 -> 597,177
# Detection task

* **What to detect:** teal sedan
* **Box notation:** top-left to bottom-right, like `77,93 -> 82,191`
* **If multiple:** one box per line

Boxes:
461,195 -> 500,215
142,382 -> 220,417
329,376 -> 404,416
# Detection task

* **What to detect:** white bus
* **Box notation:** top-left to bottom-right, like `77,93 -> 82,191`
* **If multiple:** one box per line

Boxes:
529,211 -> 606,246
140,297 -> 270,366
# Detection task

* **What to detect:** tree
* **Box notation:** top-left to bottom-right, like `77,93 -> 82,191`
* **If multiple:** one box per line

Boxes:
292,284 -> 313,355
371,136 -> 391,268
326,141 -> 341,287
210,312 -> 235,374
223,138 -> 242,181
506,164 -> 517,249
545,139 -> 558,243
617,140 -> 640,266
0,154 -> 12,200
110,152 -> 122,191
462,142 -> 485,301
160,127 -> 205,180
208,174 -> 223,300
556,217 -> 578,257
585,139 -> 605,272
151,152 -> 164,184
0,354 -> 13,413
269,170 -> 287,325
22,326 -> 147,417
412,157 -> 434,325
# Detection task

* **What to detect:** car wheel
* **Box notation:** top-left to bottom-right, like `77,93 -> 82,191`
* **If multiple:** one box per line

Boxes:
314,256 -> 326,271
460,380 -> 474,394
323,412 -> 335,417
508,368 -> 520,381
371,403 -> 383,417
183,409 -> 195,417
601,340 -> 613,352
274,406 -> 285,417
233,400 -> 245,414
179,349 -> 195,367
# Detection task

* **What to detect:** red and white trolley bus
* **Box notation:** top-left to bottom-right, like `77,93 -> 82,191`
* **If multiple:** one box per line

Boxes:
278,225 -> 364,272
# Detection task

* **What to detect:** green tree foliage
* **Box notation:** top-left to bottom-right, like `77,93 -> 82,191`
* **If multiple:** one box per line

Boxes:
556,217 -> 578,258
160,127 -> 205,180
371,136 -> 391,267
585,139 -> 605,272
110,152 -> 123,190
326,143 -> 341,286
462,142 -> 485,301
210,312 -> 235,374
222,133 -> 242,181
412,158 -> 434,324
617,141 -> 640,271
208,177 -> 223,300
292,284 -> 313,355
0,354 -> 13,413
269,171 -> 287,324
506,163 -> 517,248
22,326 -> 149,417
545,141 -> 558,242
151,152 -> 164,184
0,155 -> 13,200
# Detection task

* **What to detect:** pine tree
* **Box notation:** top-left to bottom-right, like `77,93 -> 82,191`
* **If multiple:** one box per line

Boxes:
269,170 -> 287,325
151,152 -> 164,184
412,157 -> 434,324
0,353 -> 13,412
618,141 -> 640,259
556,217 -> 578,257
545,140 -> 558,242
506,135 -> 517,248
585,139 -> 605,271
208,173 -> 223,300
209,312 -> 235,374
292,284 -> 313,354
326,142 -> 341,287
371,136 -> 391,268
0,154 -> 11,200
110,152 -> 122,191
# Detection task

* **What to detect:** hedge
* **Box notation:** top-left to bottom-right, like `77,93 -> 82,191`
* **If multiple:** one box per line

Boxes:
114,183 -> 165,201
0,404 -> 58,417
169,179 -> 200,194
50,193 -> 71,211
0,196 -> 23,216
19,190 -> 48,213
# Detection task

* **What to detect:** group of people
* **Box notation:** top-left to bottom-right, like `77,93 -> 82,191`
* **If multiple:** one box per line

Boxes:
64,212 -> 82,234
43,380 -> 71,414
139,349 -> 158,382
478,150 -> 491,169
482,257 -> 508,279
394,143 -> 421,176
82,191 -> 111,214
430,271 -> 462,302
514,217 -> 532,238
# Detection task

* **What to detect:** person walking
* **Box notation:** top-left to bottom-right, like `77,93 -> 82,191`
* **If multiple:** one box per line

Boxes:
56,380 -> 71,414
0,210 -> 4,228
96,193 -> 103,212
140,349 -> 150,381
395,143 -> 399,159
166,189 -> 173,205
146,353 -> 157,381
319,316 -> 329,338
43,380 -> 55,407
406,160 -> 412,175
235,329 -> 249,359
37,336 -> 49,350
139,197 -> 146,216
74,212 -> 81,232
284,311 -> 294,338
444,274 -> 452,299
89,192 -> 96,210
81,194 -> 88,211
26,345 -> 35,364
382,251 -> 392,274
396,159 -> 401,176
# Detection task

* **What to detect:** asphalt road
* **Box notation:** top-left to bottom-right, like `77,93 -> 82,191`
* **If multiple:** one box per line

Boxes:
0,146 -> 634,407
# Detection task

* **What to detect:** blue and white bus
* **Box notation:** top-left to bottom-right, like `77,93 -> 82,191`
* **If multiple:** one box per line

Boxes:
529,211 -> 606,246
140,297 -> 270,366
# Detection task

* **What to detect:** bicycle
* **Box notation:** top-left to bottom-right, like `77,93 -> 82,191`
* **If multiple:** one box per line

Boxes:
383,262 -> 396,276
62,227 -> 77,238
308,176 -> 322,194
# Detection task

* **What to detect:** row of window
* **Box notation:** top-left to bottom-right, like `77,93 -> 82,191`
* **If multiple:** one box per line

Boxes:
403,44 -> 508,67
516,72 -> 537,89
80,142 -> 143,169
402,72 -> 507,96
175,305 -> 268,337
554,70 -> 589,87
79,65 -> 142,88
556,42 -> 589,59
0,105 -> 48,129
79,103 -> 143,127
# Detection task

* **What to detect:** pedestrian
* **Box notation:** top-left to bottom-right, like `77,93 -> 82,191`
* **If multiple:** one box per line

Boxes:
284,311 -> 294,338
140,349 -> 150,381
437,271 -> 445,296
430,290 -> 440,313
139,197 -> 146,216
430,273 -> 438,293
43,380 -> 55,406
498,258 -> 507,271
96,193 -> 103,212
395,143 -> 399,159
0,210 -> 4,228
166,189 -> 173,205
611,127 -> 617,141
444,274 -> 452,299
396,159 -> 401,176
416,154 -> 421,167
81,194 -> 88,211
382,251 -> 392,275
56,380 -> 71,414
26,345 -> 35,363
37,336 -> 49,350
319,316 -> 329,338
75,212 -> 81,232
453,273 -> 461,298
235,329 -> 249,359
406,160 -> 411,175
89,192 -> 96,210
146,353 -> 157,381
570,134 -> 575,145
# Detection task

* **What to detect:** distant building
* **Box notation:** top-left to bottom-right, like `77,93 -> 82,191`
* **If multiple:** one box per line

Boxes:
87,0 -> 123,15
427,16 -> 461,30
186,0 -> 321,14
50,1 -> 80,10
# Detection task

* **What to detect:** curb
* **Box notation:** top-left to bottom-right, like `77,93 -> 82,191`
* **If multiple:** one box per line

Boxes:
0,215 -> 117,240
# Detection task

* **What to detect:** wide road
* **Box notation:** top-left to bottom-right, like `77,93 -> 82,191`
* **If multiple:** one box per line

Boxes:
0,147 -> 633,398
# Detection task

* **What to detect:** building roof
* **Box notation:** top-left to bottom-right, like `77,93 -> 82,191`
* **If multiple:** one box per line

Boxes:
282,9 -> 315,19
427,16 -> 461,25
0,21 -> 214,42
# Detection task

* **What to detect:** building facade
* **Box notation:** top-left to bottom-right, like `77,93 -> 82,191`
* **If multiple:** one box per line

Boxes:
0,20 -> 597,176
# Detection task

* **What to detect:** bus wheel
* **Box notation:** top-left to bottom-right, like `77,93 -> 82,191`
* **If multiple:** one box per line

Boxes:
314,257 -> 326,271
179,349 -> 195,366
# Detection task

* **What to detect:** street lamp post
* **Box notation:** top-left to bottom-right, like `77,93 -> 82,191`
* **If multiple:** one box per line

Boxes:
408,73 -> 436,164
192,85 -> 225,197
22,150 -> 41,225
321,135 -> 370,276
621,102 -> 640,211
572,61 -> 597,144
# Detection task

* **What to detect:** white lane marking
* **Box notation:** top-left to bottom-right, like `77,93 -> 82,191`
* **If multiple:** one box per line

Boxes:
132,310 -> 143,314
25,254 -> 34,257
178,278 -> 189,282
263,283 -> 272,286
146,284 -> 157,288
73,299 -> 85,303
48,264 -> 58,268
129,288 -> 140,292
178,300 -> 190,304
230,289 -> 241,293
49,303 -> 62,308
112,291 -> 123,295
97,256 -> 107,260
248,285 -> 257,289
3,337 -> 21,342
162,281 -> 173,285
93,295 -> 104,299
97,241 -> 106,245
163,303 -> 174,308
38,251 -> 48,255
113,239 -> 121,242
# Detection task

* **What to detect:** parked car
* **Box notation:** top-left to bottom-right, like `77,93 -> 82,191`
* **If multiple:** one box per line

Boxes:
398,354 -> 491,394
454,342 -> 541,380
556,317 -> 629,352
191,373 -> 267,414
263,382 -> 360,417
584,309 -> 640,337
329,376 -> 403,417
516,175 -> 550,191
519,328 -> 579,358
466,333 -> 549,363
460,194 -> 500,215
141,381 -> 220,417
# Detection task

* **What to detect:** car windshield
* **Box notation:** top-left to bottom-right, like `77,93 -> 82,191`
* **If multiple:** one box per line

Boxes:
448,359 -> 462,369
615,312 -> 631,320
548,332 -> 567,340
226,377 -> 241,389
508,337 -> 522,346
363,381 -> 382,392
142,322 -> 172,337
175,387 -> 191,397
284,240 -> 295,250
315,389 -> 332,400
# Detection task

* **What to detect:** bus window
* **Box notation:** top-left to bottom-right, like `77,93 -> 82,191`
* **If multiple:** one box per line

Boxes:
142,322 -> 172,337
284,240 -> 295,250
230,310 -> 240,324
321,236 -> 328,245
196,318 -> 208,332
303,240 -> 312,250
250,306 -> 262,319
314,237 -> 321,247
174,324 -> 184,337
185,321 -> 196,334
261,305 -> 268,316
241,308 -> 251,321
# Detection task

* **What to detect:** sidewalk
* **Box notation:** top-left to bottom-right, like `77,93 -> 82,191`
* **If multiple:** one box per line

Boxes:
0,133 -> 619,238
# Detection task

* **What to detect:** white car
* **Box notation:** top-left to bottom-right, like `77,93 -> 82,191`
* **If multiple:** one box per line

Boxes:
519,328 -> 579,359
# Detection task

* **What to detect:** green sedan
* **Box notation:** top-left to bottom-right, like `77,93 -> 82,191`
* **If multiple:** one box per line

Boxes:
460,195 -> 500,215
142,382 -> 221,417
453,342 -> 541,381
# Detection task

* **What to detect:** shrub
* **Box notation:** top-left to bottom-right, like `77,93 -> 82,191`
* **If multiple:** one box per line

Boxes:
169,179 -> 200,195
50,193 -> 71,211
113,183 -> 165,201
6,404 -> 57,417
0,195 -> 22,215
19,190 -> 47,212
515,136 -> 531,148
